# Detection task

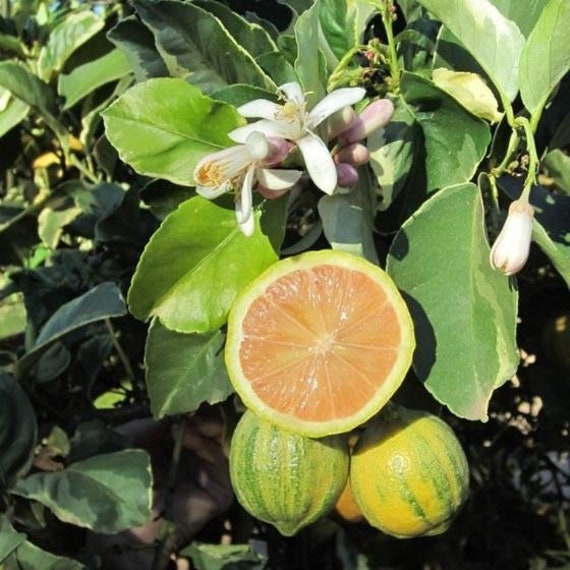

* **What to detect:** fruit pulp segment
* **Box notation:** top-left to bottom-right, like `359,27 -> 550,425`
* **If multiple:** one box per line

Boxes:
238,264 -> 402,422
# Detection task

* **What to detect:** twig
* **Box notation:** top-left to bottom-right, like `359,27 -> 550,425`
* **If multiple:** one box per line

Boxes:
105,318 -> 135,382
150,416 -> 187,570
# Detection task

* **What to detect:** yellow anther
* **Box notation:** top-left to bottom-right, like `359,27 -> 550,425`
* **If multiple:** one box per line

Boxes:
276,100 -> 301,122
195,162 -> 225,187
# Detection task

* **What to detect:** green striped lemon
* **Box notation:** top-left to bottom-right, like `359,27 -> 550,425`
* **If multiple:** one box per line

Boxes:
229,410 -> 349,536
350,405 -> 469,538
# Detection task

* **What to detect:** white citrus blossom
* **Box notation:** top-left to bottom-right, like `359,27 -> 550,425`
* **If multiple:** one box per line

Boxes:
490,199 -> 534,276
229,82 -> 366,195
193,131 -> 302,236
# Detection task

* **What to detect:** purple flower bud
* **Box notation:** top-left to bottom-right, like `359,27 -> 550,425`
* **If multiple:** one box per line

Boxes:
264,137 -> 292,166
490,199 -> 534,276
336,163 -> 359,188
338,99 -> 395,145
334,143 -> 370,166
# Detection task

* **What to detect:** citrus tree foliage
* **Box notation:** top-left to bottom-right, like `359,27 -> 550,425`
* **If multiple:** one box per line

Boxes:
0,0 -> 569,567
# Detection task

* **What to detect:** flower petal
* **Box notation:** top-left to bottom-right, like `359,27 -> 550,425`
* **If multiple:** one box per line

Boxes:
257,168 -> 302,190
245,131 -> 269,161
279,81 -> 304,104
195,182 -> 231,199
298,133 -> 337,195
193,144 -> 251,188
229,120 -> 296,143
236,165 -> 255,224
308,87 -> 366,129
238,99 -> 281,120
238,212 -> 255,237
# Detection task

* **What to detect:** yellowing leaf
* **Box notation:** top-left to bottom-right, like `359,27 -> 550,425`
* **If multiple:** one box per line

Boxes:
32,152 -> 60,169
432,68 -> 503,123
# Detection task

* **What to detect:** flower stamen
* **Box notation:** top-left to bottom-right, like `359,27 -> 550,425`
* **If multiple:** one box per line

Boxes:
276,100 -> 303,123
195,162 -> 226,187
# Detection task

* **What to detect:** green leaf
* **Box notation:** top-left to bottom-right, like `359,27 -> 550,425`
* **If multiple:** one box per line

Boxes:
13,449 -> 152,534
181,542 -> 267,570
192,0 -> 278,58
294,3 -> 326,103
102,78 -> 243,186
519,0 -> 570,120
0,89 -> 29,138
132,0 -> 276,93
256,52 -> 299,86
400,72 -> 491,192
369,99 -> 417,211
0,62 -> 68,147
128,196 -> 286,333
0,62 -> 56,117
0,275 -> 26,340
32,342 -> 72,384
317,0 -> 351,68
417,0 -> 525,101
431,68 -> 503,123
543,149 -> 570,194
0,33 -> 26,58
145,319 -> 233,418
58,49 -> 132,109
532,220 -> 570,289
107,16 -> 169,81
15,282 -> 127,380
140,180 -> 192,220
37,10 -> 105,81
80,75 -> 133,154
318,168 -> 379,263
550,113 -> 570,150
278,0 -> 313,20
0,374 -> 37,492
37,201 -> 81,249
433,27 -> 486,80
34,282 -> 126,347
386,183 -> 519,421
396,17 -> 441,74
397,0 -> 424,22
7,540 -> 85,569
0,515 -> 26,562
211,84 -> 276,107
277,34 -> 298,65
491,0 -> 547,37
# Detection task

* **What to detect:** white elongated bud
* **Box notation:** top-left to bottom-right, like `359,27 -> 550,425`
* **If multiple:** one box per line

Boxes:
490,199 -> 534,276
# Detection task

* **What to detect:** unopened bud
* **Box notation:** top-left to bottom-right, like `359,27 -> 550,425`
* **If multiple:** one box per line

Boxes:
336,163 -> 359,188
489,199 -> 534,276
334,143 -> 370,166
327,106 -> 357,140
264,137 -> 292,166
338,99 -> 395,145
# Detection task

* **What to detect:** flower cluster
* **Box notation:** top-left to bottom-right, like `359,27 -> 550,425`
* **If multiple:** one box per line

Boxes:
193,81 -> 394,236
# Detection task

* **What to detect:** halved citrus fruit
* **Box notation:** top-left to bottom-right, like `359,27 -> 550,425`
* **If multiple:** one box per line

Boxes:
225,250 -> 415,437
